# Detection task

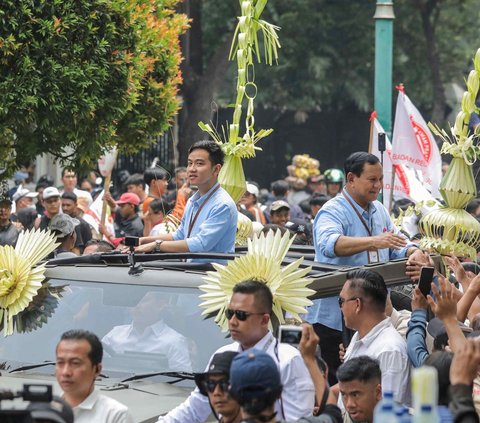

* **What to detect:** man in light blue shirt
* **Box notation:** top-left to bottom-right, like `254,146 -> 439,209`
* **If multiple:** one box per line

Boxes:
137,140 -> 237,256
306,152 -> 423,384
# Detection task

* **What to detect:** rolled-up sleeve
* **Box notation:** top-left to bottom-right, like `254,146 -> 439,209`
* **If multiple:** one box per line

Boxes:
314,208 -> 345,259
406,309 -> 429,368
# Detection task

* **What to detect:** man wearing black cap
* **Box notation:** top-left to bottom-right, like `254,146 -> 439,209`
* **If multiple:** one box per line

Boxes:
0,196 -> 20,246
194,351 -> 241,423
229,349 -> 341,423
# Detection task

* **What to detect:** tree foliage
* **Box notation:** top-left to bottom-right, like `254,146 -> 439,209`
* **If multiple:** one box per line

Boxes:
0,0 -> 187,175
197,0 -> 478,117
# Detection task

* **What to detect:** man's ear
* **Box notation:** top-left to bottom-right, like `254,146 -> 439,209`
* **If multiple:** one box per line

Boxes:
261,313 -> 270,326
213,163 -> 221,176
346,172 -> 355,184
95,363 -> 102,376
375,383 -> 382,402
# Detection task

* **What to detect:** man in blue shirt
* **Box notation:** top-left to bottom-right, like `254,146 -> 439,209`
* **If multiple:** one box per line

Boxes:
306,152 -> 424,384
137,140 -> 237,255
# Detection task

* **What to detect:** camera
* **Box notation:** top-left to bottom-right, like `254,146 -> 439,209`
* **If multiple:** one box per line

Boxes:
0,384 -> 72,423
278,325 -> 303,346
124,236 -> 140,248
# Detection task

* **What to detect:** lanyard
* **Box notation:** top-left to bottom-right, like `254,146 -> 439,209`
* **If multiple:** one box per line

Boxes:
187,184 -> 221,237
343,192 -> 372,236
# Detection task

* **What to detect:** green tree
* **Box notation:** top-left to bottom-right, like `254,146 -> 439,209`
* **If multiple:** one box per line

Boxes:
0,0 -> 187,175
179,0 -> 479,160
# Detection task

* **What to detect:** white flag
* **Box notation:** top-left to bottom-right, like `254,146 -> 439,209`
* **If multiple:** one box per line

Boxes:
391,86 -> 442,198
369,112 -> 439,210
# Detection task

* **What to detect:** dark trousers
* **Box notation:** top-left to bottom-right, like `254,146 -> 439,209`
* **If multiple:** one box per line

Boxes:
312,323 -> 343,386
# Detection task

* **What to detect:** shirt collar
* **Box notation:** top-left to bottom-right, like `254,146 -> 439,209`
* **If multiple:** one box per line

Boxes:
74,389 -> 99,411
237,331 -> 274,352
342,188 -> 377,217
191,182 -> 220,206
356,317 -> 390,346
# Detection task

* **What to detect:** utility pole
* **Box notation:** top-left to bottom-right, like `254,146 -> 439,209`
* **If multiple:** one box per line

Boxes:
374,1 -> 395,137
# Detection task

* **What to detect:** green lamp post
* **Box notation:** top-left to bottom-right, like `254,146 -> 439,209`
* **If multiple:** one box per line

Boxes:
374,0 -> 395,137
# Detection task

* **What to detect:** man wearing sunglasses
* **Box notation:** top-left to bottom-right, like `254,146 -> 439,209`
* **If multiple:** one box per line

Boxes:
194,351 -> 241,423
157,280 -> 315,422
338,269 -> 409,405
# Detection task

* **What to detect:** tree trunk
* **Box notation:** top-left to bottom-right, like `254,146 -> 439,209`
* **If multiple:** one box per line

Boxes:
416,0 -> 446,124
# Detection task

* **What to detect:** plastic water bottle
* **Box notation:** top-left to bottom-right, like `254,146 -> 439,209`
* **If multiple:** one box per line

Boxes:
413,404 -> 439,423
396,406 -> 412,423
373,403 -> 398,422
373,392 -> 396,423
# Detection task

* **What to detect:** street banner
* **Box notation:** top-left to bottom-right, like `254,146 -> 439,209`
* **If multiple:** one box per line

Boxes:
390,85 -> 442,198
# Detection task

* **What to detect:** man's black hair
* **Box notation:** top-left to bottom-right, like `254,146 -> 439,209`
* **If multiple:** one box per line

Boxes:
346,268 -> 388,312
188,140 -> 225,166
84,239 -> 114,253
61,168 -> 76,178
232,280 -> 273,314
309,193 -> 330,207
270,180 -> 289,197
61,192 -> 77,202
344,152 -> 380,177
126,173 -> 145,189
59,329 -> 103,366
336,355 -> 381,384
144,168 -> 168,185
149,198 -> 172,215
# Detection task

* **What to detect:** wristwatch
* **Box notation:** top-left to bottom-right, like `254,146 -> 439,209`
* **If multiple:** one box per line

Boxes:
154,240 -> 163,253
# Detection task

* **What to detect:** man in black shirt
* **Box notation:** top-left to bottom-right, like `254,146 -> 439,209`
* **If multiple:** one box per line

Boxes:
0,197 -> 20,246
61,192 -> 92,253
113,193 -> 144,238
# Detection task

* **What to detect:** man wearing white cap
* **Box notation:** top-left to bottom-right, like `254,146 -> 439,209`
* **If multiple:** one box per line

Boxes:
240,183 -> 265,224
12,188 -> 38,218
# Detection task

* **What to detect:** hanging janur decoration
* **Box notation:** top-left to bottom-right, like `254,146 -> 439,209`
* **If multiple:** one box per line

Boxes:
0,228 -> 62,336
199,230 -> 314,332
199,0 -> 281,203
419,48 -> 480,260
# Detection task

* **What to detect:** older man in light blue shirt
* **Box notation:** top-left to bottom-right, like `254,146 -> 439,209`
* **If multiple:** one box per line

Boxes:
137,140 -> 237,257
307,152 -> 423,384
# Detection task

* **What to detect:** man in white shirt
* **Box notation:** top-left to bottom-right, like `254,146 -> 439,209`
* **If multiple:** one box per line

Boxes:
102,292 -> 192,371
157,280 -> 315,422
339,269 -> 410,404
55,329 -> 134,423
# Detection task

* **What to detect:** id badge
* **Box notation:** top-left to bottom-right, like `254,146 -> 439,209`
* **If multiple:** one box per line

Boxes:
368,251 -> 379,263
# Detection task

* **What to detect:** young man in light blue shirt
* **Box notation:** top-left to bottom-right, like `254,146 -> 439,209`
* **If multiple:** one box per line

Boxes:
137,140 -> 237,256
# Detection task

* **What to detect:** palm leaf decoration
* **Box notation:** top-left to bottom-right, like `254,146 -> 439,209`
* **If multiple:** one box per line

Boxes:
0,229 -> 60,336
199,230 -> 314,332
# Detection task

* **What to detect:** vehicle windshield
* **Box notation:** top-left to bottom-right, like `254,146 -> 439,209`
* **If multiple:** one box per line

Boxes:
0,279 -> 230,376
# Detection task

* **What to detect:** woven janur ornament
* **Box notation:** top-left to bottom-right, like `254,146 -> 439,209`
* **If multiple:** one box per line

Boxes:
420,48 -> 480,260
0,229 -> 59,336
199,230 -> 314,332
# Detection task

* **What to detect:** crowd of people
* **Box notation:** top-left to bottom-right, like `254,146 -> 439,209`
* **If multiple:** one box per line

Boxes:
3,144 -> 480,422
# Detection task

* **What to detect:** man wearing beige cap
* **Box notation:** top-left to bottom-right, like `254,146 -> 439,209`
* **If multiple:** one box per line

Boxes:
269,200 -> 290,227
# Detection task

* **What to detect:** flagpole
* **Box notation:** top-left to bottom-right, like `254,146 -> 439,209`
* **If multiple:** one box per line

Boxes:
388,165 -> 396,212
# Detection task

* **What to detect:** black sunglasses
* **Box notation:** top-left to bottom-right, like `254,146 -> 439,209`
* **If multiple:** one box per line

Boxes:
225,308 -> 265,321
338,297 -> 361,308
203,379 -> 229,393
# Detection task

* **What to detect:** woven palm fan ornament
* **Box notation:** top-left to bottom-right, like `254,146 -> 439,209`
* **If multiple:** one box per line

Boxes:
199,230 -> 314,332
0,228 -> 61,336
419,48 -> 480,260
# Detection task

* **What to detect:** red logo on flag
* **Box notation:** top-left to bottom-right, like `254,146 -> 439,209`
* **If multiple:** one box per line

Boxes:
409,115 -> 432,164
394,164 -> 410,196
